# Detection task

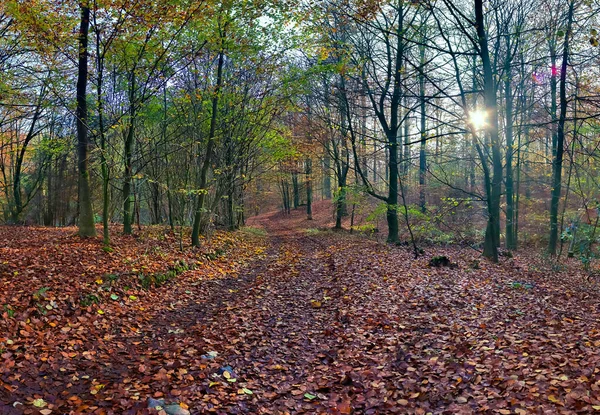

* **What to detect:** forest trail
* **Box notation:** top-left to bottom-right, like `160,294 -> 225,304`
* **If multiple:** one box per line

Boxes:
1,209 -> 600,414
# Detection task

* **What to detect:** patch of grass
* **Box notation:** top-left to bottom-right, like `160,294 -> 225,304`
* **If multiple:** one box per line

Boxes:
351,224 -> 378,234
240,226 -> 267,237
105,273 -> 119,283
80,293 -> 100,307
139,259 -> 193,290
510,281 -> 534,290
3,305 -> 15,318
173,259 -> 190,273
32,287 -> 50,301
305,228 -> 323,235
205,248 -> 226,261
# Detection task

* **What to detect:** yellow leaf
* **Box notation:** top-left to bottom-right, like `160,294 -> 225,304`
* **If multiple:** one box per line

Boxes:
97,309 -> 104,315
310,300 -> 322,308
40,410 -> 53,415
32,399 -> 47,408
548,395 -> 562,404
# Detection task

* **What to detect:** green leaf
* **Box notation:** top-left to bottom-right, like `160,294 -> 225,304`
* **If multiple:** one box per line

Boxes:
242,388 -> 253,395
110,294 -> 119,300
304,393 -> 316,400
32,399 -> 47,408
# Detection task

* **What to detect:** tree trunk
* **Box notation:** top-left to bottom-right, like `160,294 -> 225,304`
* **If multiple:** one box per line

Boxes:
504,37 -> 516,250
76,4 -> 96,238
93,10 -> 110,245
418,42 -> 427,214
122,73 -> 135,235
323,146 -> 332,199
292,172 -> 300,209
306,157 -> 312,220
387,129 -> 400,243
549,0 -> 574,255
475,0 -> 501,260
192,49 -> 224,246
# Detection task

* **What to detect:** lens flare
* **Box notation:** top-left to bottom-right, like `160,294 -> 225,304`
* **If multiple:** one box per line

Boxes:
469,110 -> 487,130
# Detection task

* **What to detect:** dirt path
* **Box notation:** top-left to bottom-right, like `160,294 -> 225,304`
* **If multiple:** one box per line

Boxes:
129,212 -> 371,414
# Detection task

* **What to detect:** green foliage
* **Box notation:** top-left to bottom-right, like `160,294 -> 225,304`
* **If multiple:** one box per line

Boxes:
80,293 -> 100,307
305,228 -> 324,235
204,248 -> 226,261
240,226 -> 268,237
3,305 -> 15,319
563,218 -> 600,271
138,259 -> 192,289
510,281 -> 533,290
351,224 -> 378,234
105,273 -> 119,283
32,287 -> 50,301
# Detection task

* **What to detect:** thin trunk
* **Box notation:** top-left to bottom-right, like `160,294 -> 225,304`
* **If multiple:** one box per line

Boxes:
323,145 -> 332,199
306,157 -> 312,220
292,172 -> 300,209
123,71 -> 135,235
505,37 -> 516,250
94,7 -> 109,245
192,49 -> 224,246
418,42 -> 426,213
548,0 -> 574,255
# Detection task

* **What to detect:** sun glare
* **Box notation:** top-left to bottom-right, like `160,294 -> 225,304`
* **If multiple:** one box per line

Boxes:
469,110 -> 487,130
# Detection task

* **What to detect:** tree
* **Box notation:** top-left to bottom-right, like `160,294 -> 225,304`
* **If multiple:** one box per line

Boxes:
76,3 -> 96,237
548,0 -> 575,255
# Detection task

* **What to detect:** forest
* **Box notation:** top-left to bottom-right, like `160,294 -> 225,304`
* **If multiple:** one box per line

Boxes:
1,0 -> 600,414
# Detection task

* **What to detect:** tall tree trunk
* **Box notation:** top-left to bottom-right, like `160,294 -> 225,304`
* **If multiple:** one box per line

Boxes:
387,130 -> 400,243
550,44 -> 558,163
469,55 -> 477,192
76,4 -> 96,238
123,71 -> 135,235
505,37 -> 516,250
549,0 -> 575,255
402,94 -> 410,177
192,49 -> 224,246
94,9 -> 110,245
475,0 -> 501,260
418,42 -> 427,213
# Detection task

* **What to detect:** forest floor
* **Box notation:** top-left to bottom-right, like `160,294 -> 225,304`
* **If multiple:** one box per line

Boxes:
1,203 -> 600,414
